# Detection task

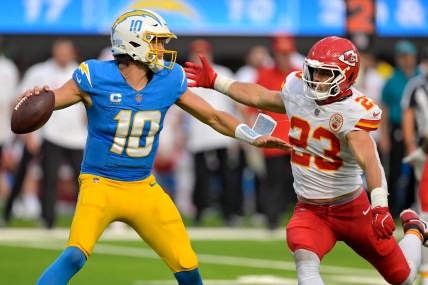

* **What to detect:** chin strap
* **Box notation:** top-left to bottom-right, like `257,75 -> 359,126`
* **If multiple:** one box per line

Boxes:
319,89 -> 353,105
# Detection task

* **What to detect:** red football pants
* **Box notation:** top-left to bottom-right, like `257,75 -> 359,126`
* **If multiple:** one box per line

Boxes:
286,191 -> 410,284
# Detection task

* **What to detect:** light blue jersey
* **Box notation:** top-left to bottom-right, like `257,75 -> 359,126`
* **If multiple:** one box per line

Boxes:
72,60 -> 187,181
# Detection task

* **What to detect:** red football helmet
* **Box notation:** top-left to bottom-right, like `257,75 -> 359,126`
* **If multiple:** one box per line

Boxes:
302,36 -> 360,101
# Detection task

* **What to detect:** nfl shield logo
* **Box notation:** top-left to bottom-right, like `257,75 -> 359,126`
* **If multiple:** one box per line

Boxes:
314,109 -> 320,116
136,94 -> 142,102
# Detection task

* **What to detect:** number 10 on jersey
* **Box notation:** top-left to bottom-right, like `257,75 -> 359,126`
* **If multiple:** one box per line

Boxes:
110,110 -> 161,157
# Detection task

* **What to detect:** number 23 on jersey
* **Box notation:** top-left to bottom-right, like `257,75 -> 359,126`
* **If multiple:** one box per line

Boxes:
289,117 -> 343,171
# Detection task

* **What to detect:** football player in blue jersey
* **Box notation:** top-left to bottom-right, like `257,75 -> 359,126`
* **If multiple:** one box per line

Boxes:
19,9 -> 291,285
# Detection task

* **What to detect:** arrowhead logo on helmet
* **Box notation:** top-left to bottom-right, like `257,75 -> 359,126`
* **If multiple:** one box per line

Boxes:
338,50 -> 358,67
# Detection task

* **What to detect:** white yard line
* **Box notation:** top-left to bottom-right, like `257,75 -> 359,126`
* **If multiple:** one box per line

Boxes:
0,227 -> 287,241
0,227 -> 404,242
1,242 -> 387,284
0,227 -> 389,284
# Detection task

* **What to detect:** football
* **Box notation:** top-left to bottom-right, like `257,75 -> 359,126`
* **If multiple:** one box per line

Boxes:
11,90 -> 55,134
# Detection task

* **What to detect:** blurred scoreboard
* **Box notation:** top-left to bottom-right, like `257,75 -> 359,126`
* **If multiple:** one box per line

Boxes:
0,0 -> 427,36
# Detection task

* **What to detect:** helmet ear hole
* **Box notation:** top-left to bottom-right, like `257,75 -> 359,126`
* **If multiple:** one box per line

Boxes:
129,41 -> 141,48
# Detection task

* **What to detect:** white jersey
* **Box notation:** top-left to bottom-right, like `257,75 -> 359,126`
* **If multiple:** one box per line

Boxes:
281,71 -> 382,199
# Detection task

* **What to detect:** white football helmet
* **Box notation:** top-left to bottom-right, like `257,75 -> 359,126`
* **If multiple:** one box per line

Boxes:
111,9 -> 177,73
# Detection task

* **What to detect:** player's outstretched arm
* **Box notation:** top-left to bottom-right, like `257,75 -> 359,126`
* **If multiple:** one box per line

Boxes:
20,79 -> 90,110
347,130 -> 395,240
184,54 -> 285,114
176,89 -> 292,151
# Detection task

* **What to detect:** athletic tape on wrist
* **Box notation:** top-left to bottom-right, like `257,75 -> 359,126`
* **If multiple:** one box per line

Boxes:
214,74 -> 236,95
235,124 -> 262,145
370,187 -> 389,208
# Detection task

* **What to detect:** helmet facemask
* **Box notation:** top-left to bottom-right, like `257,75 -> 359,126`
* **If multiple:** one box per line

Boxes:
302,59 -> 347,100
141,32 -> 177,72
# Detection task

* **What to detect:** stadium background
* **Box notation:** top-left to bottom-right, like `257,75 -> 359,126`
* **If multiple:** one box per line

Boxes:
1,0 -> 428,74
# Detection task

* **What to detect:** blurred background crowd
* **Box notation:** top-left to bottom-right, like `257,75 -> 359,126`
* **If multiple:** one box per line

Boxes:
0,0 -> 427,231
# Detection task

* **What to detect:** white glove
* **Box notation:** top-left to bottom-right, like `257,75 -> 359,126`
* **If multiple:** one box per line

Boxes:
403,147 -> 427,181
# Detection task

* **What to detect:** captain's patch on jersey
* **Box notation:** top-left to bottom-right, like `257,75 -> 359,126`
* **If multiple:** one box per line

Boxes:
329,113 -> 344,132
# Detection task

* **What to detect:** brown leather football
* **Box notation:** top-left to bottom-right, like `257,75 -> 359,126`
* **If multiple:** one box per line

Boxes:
11,90 -> 55,134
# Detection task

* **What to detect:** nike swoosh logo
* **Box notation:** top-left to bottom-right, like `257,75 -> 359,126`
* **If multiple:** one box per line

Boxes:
373,111 -> 380,117
363,206 -> 371,215
76,75 -> 82,83
149,182 -> 157,187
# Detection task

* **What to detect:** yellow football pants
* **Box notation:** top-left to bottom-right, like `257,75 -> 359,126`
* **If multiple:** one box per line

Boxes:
66,173 -> 198,272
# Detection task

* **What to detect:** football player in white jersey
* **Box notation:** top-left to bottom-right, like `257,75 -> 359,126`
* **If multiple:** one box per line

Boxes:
185,36 -> 428,285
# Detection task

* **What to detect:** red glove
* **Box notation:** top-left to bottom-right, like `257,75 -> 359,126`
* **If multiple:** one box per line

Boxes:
184,54 -> 218,88
372,206 -> 396,239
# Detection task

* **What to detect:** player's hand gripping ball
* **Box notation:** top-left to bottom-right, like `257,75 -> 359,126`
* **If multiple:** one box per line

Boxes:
11,90 -> 55,134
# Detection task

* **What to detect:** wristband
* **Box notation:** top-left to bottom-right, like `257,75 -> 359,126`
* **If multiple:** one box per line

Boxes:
235,124 -> 262,145
370,187 -> 388,208
214,74 -> 236,95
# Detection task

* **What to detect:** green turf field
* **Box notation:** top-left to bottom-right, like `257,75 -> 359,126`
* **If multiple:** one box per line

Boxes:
0,227 -> 402,285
